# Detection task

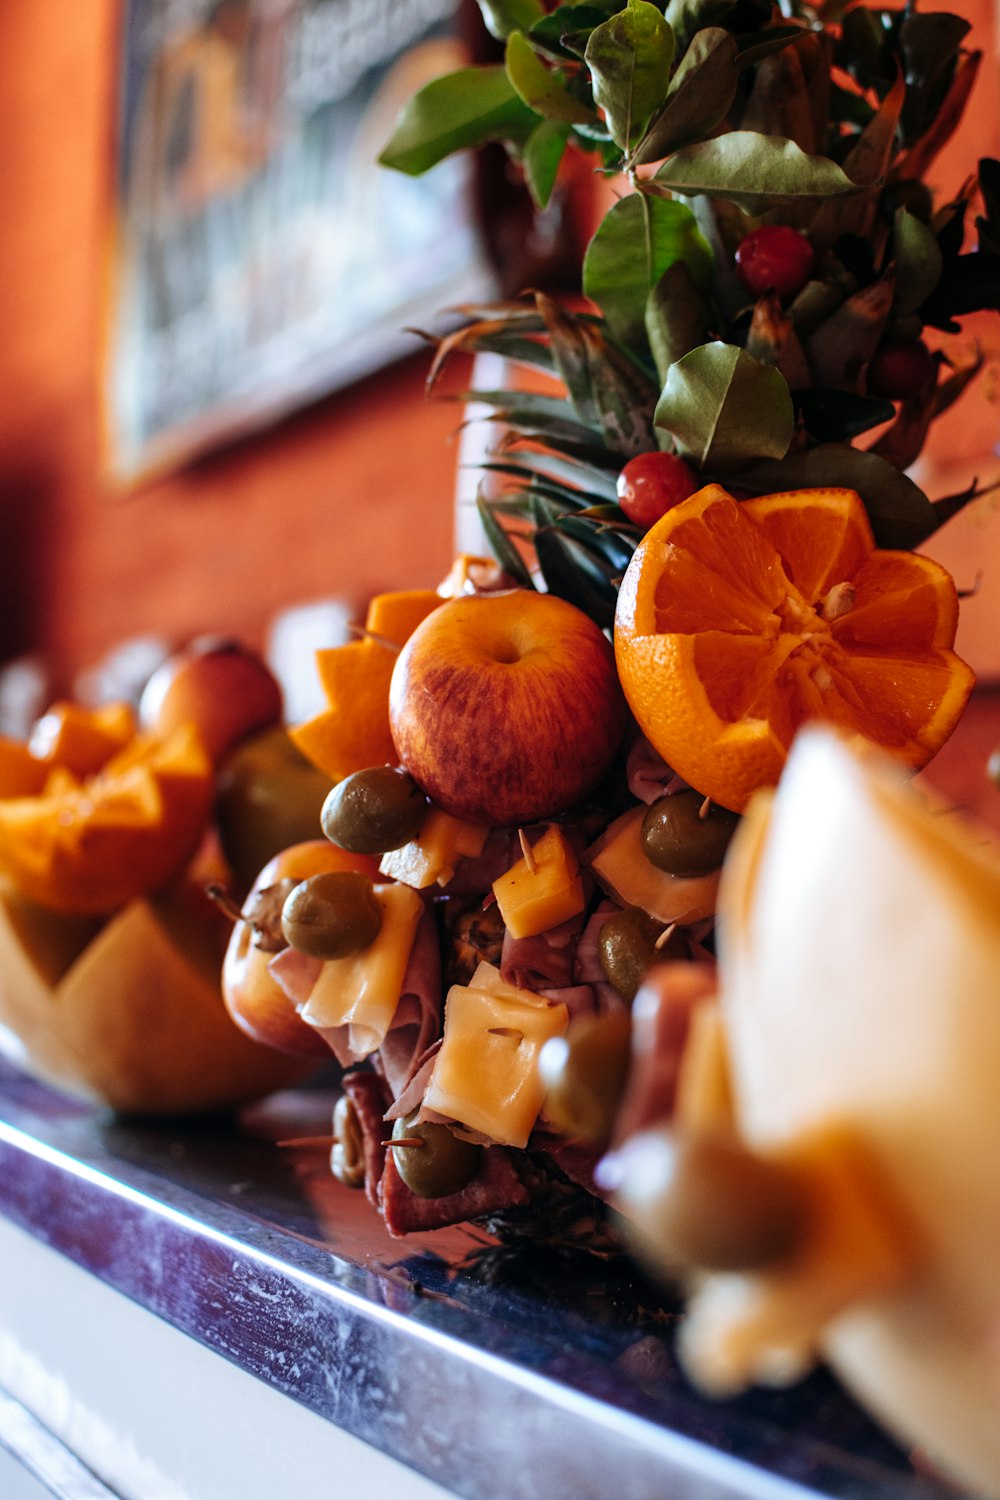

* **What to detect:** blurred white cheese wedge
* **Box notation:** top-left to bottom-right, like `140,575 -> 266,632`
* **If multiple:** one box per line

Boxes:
684,726 -> 1000,1497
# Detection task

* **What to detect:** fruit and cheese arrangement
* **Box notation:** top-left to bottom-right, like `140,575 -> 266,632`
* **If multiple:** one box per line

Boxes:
205,0 -> 1000,1490
0,0 -> 997,1489
0,639 -> 325,1113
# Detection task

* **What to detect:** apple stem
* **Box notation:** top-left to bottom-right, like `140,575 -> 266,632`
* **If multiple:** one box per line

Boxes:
518,827 -> 537,873
348,623 -> 402,654
655,921 -> 678,951
205,881 -> 245,926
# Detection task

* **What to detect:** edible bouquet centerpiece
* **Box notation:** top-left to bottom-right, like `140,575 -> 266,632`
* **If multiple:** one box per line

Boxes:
2,0 -> 1000,1489
231,0 -> 1000,1244
217,2 -> 1000,1486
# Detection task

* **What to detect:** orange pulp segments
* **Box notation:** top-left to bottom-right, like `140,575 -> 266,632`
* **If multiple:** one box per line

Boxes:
0,723 -> 214,914
614,486 -> 974,812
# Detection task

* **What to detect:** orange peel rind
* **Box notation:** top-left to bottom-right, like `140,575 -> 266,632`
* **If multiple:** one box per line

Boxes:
614,485 -> 974,812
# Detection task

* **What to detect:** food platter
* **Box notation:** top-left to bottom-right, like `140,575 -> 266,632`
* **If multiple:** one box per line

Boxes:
0,1056 -> 963,1500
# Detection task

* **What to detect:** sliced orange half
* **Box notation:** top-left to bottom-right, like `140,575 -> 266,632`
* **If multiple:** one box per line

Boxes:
614,485 -> 975,812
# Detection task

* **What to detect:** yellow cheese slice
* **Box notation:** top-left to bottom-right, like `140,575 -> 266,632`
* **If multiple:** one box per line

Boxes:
378,807 -> 489,889
300,883 -> 423,1055
587,805 -> 720,924
492,825 -> 585,939
423,963 -> 568,1147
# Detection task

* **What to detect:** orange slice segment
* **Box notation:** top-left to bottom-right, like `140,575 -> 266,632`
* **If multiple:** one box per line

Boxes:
615,486 -> 974,812
365,589 -> 442,645
0,724 -> 213,914
290,638 -> 398,782
28,700 -> 137,778
0,738 -> 48,799
290,591 -> 443,783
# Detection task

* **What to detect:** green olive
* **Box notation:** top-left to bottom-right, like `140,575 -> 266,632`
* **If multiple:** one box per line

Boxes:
597,907 -> 669,1003
280,871 -> 382,959
321,766 -> 427,854
390,1112 -> 481,1199
538,1009 -> 632,1147
621,1128 -> 807,1273
640,790 -> 740,877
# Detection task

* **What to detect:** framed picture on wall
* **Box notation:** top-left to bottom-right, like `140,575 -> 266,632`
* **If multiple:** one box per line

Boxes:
104,0 -> 494,480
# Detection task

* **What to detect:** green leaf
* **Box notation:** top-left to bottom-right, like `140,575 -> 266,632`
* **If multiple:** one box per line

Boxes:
506,31 -> 596,122
529,5 -> 618,59
634,27 -> 739,163
583,194 -> 712,348
654,342 -> 794,470
644,260 -> 712,385
584,0 -> 675,150
664,0 -> 734,53
893,207 -> 944,315
805,268 -> 894,391
736,446 -> 938,549
478,0 -> 546,41
898,11 -> 971,144
523,118 -> 571,206
794,388 -> 896,444
733,24 -> 807,69
649,131 -> 863,211
379,67 -> 538,175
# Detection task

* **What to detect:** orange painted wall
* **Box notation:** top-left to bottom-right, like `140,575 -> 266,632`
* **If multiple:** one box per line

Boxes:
0,0 -> 997,695
0,1 -> 465,693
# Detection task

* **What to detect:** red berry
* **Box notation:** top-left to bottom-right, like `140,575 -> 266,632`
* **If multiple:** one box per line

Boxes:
866,338 -> 935,401
617,452 -> 699,530
735,226 -> 814,300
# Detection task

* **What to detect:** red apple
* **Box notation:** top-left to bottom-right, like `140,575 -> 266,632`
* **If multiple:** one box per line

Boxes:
139,636 -> 283,764
388,590 -> 626,826
220,839 -> 379,1057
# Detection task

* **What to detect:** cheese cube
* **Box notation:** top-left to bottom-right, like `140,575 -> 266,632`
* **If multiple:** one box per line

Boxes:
492,824 -> 585,939
378,807 -> 489,889
300,883 -> 422,1055
423,964 -> 568,1147
588,805 -> 720,925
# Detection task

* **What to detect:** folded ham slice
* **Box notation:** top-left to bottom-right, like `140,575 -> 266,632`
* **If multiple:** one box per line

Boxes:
268,905 -> 441,1099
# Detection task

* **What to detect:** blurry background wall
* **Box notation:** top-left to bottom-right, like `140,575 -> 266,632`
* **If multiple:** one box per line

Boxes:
0,1 -> 466,696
